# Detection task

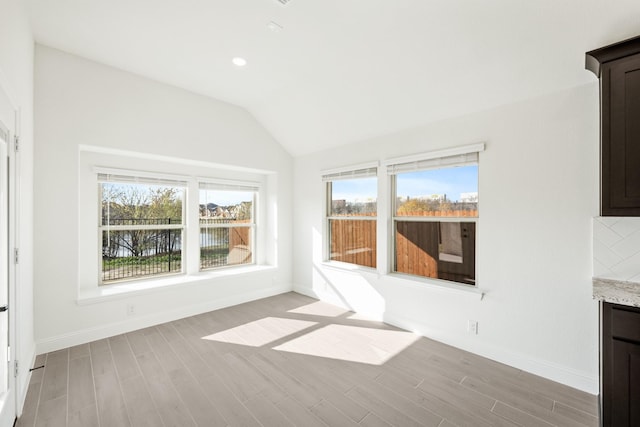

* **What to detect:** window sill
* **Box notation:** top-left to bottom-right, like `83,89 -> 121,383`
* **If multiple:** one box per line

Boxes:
77,264 -> 277,305
387,272 -> 484,300
320,261 -> 378,274
318,263 -> 484,300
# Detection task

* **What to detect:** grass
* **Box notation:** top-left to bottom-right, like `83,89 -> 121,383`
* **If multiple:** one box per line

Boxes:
102,246 -> 234,280
103,252 -> 182,268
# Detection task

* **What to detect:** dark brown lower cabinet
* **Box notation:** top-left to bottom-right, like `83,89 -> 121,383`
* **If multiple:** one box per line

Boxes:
602,302 -> 640,426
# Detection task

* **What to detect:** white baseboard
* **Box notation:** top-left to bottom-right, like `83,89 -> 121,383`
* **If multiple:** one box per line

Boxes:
36,283 -> 292,355
293,284 -> 598,395
293,285 -> 322,302
383,312 -> 598,395
294,285 -> 354,310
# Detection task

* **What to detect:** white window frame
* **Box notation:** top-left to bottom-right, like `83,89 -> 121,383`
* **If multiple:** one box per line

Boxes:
77,147 -> 276,303
97,170 -> 188,285
198,180 -> 259,271
322,162 -> 378,268
91,166 -> 264,287
385,143 -> 483,286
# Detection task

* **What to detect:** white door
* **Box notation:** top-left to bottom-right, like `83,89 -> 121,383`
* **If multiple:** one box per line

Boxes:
0,84 -> 16,426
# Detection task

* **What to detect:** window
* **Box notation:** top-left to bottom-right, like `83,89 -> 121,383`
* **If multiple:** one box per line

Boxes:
99,173 -> 186,284
323,166 -> 377,268
96,169 -> 262,286
199,182 -> 257,270
389,151 -> 479,286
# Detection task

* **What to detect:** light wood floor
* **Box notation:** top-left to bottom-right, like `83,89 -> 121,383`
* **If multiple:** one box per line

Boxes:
17,292 -> 598,427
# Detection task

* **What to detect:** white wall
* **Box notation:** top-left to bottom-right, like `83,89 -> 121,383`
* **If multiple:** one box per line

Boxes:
33,45 -> 293,352
293,83 -> 601,393
0,0 -> 35,415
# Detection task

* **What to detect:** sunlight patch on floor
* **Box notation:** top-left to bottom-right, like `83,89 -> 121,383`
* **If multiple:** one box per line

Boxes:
287,301 -> 350,317
273,324 -> 419,365
201,317 -> 317,347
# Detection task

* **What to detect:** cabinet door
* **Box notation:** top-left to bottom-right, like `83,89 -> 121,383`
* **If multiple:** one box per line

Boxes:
603,54 -> 640,215
611,339 -> 640,426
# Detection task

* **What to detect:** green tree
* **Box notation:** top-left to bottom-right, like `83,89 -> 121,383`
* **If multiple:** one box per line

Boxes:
102,184 -> 183,258
397,198 -> 431,215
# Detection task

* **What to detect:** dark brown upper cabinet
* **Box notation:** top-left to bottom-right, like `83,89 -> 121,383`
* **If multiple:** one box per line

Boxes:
587,36 -> 640,216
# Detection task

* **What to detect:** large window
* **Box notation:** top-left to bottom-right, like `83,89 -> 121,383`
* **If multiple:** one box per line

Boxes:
97,170 -> 261,286
323,166 -> 377,268
99,174 -> 186,284
199,182 -> 257,270
389,151 -> 479,286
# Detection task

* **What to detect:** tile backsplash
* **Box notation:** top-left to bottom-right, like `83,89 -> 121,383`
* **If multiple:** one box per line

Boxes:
593,217 -> 640,282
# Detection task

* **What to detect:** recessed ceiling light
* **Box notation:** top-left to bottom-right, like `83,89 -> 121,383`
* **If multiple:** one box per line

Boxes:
267,21 -> 284,33
232,57 -> 247,67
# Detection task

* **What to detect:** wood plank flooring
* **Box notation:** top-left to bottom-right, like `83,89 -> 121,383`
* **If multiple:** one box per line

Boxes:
17,292 -> 599,426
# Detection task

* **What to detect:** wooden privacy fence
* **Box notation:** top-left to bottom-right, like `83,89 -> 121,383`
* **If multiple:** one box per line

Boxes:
396,221 -> 476,284
329,216 -> 476,285
230,226 -> 250,247
329,219 -> 377,268
395,221 -> 438,278
228,225 -> 252,265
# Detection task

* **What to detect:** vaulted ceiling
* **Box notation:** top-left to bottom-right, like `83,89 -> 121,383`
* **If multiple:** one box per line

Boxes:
25,0 -> 640,156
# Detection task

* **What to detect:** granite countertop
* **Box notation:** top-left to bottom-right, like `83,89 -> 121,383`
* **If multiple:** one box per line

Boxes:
593,277 -> 640,307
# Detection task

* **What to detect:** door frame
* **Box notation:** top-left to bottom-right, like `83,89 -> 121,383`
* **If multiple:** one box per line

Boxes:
0,76 -> 19,426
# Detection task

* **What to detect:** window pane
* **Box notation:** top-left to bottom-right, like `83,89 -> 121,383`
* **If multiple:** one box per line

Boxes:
329,219 -> 376,268
199,188 -> 255,270
100,182 -> 184,285
200,226 -> 252,270
102,229 -> 182,283
330,177 -> 377,216
395,221 -> 475,285
101,183 -> 183,225
395,165 -> 478,217
199,189 -> 253,224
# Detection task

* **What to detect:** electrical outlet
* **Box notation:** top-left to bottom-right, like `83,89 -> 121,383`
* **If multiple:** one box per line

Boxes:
126,304 -> 135,316
467,320 -> 478,335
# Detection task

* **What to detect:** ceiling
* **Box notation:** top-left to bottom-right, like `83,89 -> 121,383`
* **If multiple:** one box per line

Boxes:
25,0 -> 640,157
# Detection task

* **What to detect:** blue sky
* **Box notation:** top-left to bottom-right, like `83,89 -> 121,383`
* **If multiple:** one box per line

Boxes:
332,177 -> 378,203
332,165 -> 478,203
397,165 -> 478,201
